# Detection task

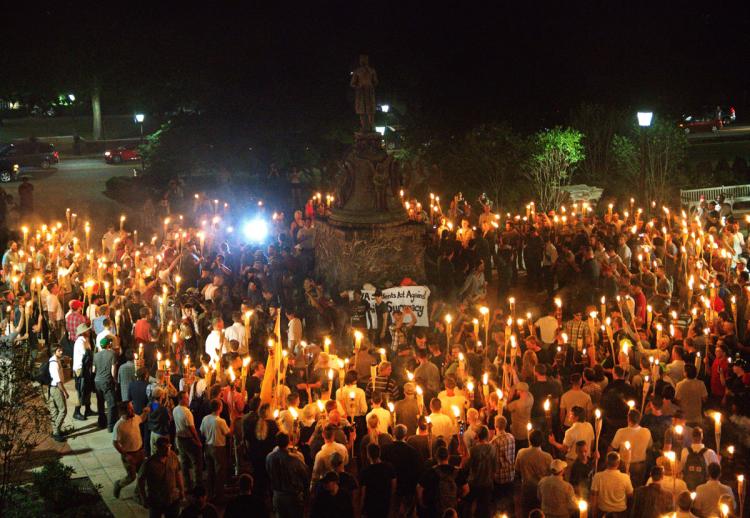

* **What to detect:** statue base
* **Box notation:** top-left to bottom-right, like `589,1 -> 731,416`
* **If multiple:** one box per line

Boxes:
314,219 -> 427,290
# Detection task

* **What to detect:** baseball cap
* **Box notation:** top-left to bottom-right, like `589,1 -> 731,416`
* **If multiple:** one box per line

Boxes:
550,458 -> 567,474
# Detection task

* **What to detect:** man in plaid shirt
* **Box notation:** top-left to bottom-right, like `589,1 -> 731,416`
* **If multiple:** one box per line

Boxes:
491,415 -> 516,514
66,299 -> 87,342
563,311 -> 591,352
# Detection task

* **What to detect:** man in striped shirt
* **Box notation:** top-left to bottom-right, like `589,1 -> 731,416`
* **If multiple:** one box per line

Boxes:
366,361 -> 399,403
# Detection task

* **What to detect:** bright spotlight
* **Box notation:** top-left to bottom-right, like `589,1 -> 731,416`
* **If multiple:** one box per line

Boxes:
375,126 -> 386,135
243,219 -> 268,242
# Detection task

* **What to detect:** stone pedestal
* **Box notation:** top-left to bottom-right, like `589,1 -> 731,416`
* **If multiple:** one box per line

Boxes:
314,220 -> 427,290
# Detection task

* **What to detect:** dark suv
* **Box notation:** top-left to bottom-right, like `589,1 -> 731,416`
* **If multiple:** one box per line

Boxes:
0,141 -> 59,169
0,159 -> 20,183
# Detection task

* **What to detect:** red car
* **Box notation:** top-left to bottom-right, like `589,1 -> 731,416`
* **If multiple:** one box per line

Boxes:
677,106 -> 735,134
104,143 -> 141,164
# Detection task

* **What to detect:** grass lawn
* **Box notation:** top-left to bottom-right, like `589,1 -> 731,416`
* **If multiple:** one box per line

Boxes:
688,138 -> 750,162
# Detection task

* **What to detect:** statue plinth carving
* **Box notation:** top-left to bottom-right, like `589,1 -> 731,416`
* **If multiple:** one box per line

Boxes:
329,131 -> 407,226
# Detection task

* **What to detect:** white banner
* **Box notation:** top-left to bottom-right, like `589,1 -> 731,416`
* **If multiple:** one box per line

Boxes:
361,285 -> 431,328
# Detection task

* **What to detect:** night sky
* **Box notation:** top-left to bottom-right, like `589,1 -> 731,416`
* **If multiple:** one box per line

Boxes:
4,2 -> 749,131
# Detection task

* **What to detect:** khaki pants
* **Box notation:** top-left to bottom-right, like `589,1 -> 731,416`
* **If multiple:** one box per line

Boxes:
116,449 -> 145,490
177,436 -> 203,490
48,385 -> 67,435
205,444 -> 227,501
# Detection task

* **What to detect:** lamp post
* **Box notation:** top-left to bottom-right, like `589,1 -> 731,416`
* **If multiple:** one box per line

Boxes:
636,111 -> 653,205
636,111 -> 653,127
134,113 -> 145,173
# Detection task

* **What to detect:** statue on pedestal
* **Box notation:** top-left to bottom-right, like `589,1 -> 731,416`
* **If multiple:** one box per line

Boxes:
350,54 -> 378,132
329,56 -> 405,226
314,55 -> 425,289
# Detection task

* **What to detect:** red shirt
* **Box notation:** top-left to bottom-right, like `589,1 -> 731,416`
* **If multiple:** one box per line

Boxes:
710,356 -> 729,397
134,319 -> 151,344
633,291 -> 647,323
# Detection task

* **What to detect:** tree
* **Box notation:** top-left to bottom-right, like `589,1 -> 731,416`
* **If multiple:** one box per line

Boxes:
435,123 -> 529,209
612,119 -> 687,205
570,103 -> 626,184
525,127 -> 585,211
0,340 -> 50,512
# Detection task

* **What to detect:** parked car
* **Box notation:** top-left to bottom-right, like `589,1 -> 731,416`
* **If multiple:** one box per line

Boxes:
0,141 -> 59,169
678,106 -> 736,134
678,113 -> 722,134
0,159 -> 21,183
104,143 -> 141,164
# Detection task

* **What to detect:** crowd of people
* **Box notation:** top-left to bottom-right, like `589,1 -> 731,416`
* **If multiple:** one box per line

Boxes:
2,188 -> 749,518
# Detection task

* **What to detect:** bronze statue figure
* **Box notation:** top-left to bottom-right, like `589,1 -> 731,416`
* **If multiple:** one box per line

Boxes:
350,54 -> 378,131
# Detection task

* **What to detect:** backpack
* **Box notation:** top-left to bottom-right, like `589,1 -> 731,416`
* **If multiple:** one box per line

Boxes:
435,465 -> 458,514
36,358 -> 54,386
683,447 -> 708,490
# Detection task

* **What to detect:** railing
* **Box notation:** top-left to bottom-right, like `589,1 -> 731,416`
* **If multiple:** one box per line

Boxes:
679,185 -> 750,206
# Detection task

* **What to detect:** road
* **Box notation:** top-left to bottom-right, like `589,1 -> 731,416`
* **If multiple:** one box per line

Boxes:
687,123 -> 750,140
12,156 -> 134,237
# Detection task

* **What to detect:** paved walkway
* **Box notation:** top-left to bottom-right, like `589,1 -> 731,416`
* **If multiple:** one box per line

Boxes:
51,379 -> 148,517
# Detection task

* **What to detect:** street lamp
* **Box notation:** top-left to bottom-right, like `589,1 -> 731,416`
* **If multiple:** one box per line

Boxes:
134,113 -> 145,172
636,111 -> 652,206
637,111 -> 653,127
375,126 -> 386,136
67,94 -> 76,102
380,104 -> 390,113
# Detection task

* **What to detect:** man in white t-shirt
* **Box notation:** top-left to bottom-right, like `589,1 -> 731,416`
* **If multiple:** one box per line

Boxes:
437,375 -> 467,432
286,309 -> 303,353
366,391 -> 391,434
427,398 -> 454,439
96,320 -> 118,353
591,451 -> 634,515
204,317 -> 224,364
535,308 -> 559,346
549,406 -> 595,461
102,225 -> 117,261
311,423 -> 350,483
200,399 -> 232,501
610,409 -> 653,487
173,390 -> 202,490
72,325 -> 93,421
112,400 -> 151,498
223,311 -> 247,355
48,346 -> 69,442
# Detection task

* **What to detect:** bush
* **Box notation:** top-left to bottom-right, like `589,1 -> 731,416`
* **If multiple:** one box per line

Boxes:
32,460 -> 77,513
